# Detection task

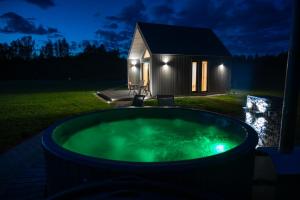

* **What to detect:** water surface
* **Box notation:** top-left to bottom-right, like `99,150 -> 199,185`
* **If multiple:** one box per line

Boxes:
59,118 -> 243,162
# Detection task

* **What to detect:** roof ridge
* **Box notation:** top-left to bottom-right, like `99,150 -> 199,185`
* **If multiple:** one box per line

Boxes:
137,21 -> 212,31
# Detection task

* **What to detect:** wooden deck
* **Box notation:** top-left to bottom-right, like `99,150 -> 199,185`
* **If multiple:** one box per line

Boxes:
96,89 -> 152,102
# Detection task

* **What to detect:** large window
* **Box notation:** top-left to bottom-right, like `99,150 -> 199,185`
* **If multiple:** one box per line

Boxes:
143,63 -> 149,85
192,62 -> 197,92
201,61 -> 208,92
143,50 -> 150,58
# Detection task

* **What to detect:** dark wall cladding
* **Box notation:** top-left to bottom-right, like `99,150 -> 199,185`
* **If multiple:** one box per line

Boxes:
208,59 -> 231,93
150,54 -> 231,96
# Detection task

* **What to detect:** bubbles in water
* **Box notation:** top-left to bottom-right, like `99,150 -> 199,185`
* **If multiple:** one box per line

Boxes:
61,118 -> 242,162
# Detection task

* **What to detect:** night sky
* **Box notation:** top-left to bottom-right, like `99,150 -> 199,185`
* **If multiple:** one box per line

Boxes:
0,0 -> 292,56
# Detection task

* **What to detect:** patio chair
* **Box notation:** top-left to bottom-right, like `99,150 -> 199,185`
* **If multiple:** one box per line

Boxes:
137,80 -> 145,95
157,95 -> 175,106
128,82 -> 138,96
131,95 -> 145,107
141,82 -> 152,97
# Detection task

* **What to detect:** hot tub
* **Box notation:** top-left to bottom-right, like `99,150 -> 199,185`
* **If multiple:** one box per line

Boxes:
42,107 -> 258,199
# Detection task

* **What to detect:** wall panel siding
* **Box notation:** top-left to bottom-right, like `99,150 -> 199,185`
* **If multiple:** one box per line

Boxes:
208,59 -> 231,93
152,55 -> 192,96
130,55 -> 231,96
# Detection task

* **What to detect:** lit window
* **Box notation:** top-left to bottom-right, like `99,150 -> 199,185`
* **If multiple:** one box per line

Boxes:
192,62 -> 197,92
201,61 -> 207,92
143,50 -> 150,58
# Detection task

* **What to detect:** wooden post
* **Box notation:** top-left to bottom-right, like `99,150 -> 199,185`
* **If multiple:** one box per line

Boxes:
279,0 -> 300,153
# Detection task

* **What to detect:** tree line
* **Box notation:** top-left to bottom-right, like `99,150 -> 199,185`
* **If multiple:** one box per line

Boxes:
0,36 -> 126,81
0,36 -> 288,91
0,36 -> 71,60
231,52 -> 288,90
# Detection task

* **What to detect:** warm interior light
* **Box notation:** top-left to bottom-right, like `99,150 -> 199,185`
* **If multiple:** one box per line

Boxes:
201,61 -> 207,92
143,63 -> 149,85
192,62 -> 197,92
143,50 -> 150,58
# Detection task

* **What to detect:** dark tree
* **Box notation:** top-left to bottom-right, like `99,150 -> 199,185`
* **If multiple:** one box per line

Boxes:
40,40 -> 54,59
0,43 -> 9,60
20,36 -> 35,60
54,38 -> 69,57
82,41 -> 95,54
8,36 -> 35,60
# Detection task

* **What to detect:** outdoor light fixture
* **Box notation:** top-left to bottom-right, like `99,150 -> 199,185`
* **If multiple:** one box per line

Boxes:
162,56 -> 169,64
131,66 -> 137,72
162,64 -> 169,71
131,60 -> 137,65
218,64 -> 225,70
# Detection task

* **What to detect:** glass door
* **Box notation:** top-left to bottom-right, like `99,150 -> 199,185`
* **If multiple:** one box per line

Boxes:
201,61 -> 208,92
142,63 -> 149,86
192,62 -> 197,92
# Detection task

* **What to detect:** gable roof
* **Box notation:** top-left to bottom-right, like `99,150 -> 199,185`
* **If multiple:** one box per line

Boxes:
136,22 -> 231,57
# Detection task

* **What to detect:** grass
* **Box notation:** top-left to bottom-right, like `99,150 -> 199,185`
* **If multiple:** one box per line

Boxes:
145,90 -> 284,118
1,80 -> 298,152
0,80 -> 116,153
145,94 -> 244,117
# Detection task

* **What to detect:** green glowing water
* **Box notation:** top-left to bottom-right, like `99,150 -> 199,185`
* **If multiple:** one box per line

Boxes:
60,118 -> 243,162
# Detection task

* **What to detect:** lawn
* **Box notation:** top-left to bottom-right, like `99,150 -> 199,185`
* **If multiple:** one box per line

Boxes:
0,81 -> 116,153
145,89 -> 284,118
1,80 -> 297,153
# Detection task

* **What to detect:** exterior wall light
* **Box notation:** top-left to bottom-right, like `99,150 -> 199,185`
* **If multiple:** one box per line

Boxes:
162,56 -> 169,64
131,60 -> 137,65
131,66 -> 137,72
218,64 -> 225,70
162,64 -> 169,71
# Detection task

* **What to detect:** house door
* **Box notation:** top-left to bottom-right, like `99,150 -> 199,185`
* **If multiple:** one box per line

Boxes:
142,63 -> 149,86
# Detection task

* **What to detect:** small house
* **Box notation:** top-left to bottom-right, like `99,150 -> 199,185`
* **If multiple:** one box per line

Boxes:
127,22 -> 231,96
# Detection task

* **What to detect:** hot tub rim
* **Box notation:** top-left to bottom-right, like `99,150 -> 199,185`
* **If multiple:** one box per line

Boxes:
42,107 -> 258,167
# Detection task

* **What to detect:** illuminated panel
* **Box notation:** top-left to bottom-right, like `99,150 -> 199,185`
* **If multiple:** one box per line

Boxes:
201,61 -> 208,92
246,95 -> 270,113
143,50 -> 150,58
192,62 -> 197,92
143,63 -> 149,85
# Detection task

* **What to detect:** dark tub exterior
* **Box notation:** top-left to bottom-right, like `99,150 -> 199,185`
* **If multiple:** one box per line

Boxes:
42,107 -> 258,199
